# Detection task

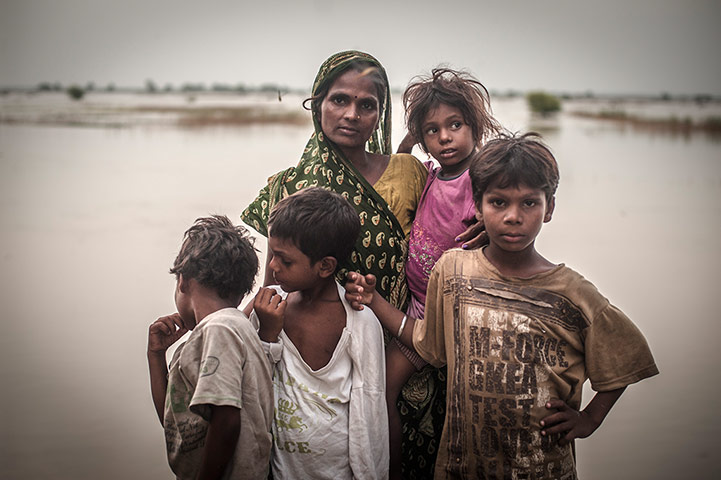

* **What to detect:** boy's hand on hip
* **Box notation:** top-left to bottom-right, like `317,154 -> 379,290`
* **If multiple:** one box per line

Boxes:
540,399 -> 600,445
344,272 -> 376,311
254,287 -> 286,342
148,313 -> 188,355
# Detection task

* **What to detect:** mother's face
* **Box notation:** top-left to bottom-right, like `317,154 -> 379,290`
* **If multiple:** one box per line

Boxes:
320,69 -> 381,152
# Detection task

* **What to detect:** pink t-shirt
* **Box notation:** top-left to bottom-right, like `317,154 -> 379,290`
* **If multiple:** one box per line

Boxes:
406,162 -> 476,316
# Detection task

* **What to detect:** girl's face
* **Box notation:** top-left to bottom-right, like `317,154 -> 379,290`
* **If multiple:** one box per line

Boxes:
320,69 -> 381,154
422,103 -> 475,177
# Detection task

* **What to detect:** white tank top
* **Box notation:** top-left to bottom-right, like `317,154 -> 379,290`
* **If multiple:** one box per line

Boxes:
270,328 -> 353,480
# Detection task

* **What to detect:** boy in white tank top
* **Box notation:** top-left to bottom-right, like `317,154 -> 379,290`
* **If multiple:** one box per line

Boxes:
249,187 -> 389,480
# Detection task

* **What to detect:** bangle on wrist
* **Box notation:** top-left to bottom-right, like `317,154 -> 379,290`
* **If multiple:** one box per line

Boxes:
397,315 -> 408,338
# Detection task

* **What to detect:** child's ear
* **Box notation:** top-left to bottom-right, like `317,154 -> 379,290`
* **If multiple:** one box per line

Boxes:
544,196 -> 556,223
474,204 -> 483,222
178,274 -> 189,293
317,256 -> 338,278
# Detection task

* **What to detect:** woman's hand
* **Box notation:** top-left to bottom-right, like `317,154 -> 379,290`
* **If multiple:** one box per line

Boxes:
253,287 -> 287,342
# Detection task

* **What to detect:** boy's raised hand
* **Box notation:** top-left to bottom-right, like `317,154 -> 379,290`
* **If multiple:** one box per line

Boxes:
344,272 -> 377,311
148,313 -> 188,354
254,287 -> 287,342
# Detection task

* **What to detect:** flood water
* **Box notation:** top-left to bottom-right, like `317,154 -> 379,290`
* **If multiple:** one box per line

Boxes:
1,93 -> 719,479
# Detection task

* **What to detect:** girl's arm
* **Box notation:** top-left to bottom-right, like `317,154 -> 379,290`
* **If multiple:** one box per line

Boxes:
345,272 -> 417,351
196,405 -> 241,480
396,131 -> 417,154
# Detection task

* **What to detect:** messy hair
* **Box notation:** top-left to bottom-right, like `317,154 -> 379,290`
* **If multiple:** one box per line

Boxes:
303,60 -> 388,120
470,132 -> 560,206
170,215 -> 259,301
403,67 -> 502,154
268,187 -> 360,267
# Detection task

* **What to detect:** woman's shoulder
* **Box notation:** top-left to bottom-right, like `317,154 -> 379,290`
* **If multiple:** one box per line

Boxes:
389,153 -> 427,171
386,153 -> 428,185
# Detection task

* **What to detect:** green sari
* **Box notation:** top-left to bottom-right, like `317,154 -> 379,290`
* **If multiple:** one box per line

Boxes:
241,50 -> 444,479
241,50 -> 407,307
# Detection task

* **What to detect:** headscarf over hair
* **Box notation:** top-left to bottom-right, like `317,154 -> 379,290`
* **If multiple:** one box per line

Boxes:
310,50 -> 392,156
242,50 -> 408,308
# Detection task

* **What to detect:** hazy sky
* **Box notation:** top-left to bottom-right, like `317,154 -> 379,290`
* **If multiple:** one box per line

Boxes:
1,0 -> 720,96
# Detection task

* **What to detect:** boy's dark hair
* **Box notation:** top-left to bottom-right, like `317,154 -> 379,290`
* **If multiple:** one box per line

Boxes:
303,60 -> 388,120
170,215 -> 259,301
403,67 -> 502,154
268,187 -> 360,266
470,132 -> 560,205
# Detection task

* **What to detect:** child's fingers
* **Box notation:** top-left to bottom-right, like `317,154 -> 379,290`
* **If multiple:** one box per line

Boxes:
540,418 -> 576,441
254,287 -> 276,307
345,283 -> 363,294
151,314 -> 183,335
545,399 -> 569,410
277,299 -> 287,315
461,231 -> 489,250
149,321 -> 171,336
539,411 -> 566,428
269,294 -> 287,313
349,298 -> 365,311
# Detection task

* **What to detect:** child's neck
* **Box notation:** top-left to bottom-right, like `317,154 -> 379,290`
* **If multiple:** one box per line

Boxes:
437,148 -> 478,179
437,165 -> 469,180
483,242 -> 556,279
292,275 -> 339,306
191,296 -> 238,328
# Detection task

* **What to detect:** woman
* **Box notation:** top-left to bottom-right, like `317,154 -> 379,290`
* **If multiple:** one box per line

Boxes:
242,50 -> 427,309
242,50 -> 467,478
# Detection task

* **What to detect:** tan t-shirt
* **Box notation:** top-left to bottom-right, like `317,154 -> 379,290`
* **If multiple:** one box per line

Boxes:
164,308 -> 274,480
414,249 -> 659,480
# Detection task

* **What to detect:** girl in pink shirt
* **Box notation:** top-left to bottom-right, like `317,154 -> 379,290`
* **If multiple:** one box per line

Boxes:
349,68 -> 503,479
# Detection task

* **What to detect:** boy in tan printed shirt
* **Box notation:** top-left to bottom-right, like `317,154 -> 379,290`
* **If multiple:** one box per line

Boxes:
347,133 -> 658,479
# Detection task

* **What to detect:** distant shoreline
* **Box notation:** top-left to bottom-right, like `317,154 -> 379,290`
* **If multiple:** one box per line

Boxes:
2,84 -> 720,103
2,91 -> 720,133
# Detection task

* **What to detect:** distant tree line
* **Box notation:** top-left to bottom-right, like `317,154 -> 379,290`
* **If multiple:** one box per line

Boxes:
1,81 -> 717,105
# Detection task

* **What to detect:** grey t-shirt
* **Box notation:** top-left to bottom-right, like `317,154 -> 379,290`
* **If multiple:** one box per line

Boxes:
164,307 -> 274,480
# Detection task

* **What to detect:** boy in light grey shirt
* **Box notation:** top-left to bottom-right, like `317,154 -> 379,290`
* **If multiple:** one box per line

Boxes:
147,215 -> 274,480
